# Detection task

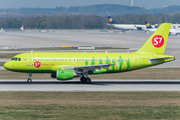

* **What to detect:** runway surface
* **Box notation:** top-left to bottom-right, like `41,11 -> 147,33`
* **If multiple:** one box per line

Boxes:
0,67 -> 5,70
0,80 -> 180,91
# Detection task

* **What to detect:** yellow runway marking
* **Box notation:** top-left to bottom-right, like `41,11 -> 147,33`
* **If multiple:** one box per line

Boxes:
171,50 -> 180,55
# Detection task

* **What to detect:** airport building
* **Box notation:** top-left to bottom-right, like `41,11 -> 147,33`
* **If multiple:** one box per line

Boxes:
171,24 -> 180,29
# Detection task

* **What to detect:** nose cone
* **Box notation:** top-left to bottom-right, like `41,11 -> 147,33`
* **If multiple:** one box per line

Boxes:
4,62 -> 11,70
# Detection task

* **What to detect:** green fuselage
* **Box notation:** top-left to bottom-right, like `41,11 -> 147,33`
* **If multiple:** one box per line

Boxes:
4,52 -> 174,74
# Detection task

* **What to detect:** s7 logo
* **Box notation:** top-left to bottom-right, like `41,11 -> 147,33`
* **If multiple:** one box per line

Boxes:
152,35 -> 164,48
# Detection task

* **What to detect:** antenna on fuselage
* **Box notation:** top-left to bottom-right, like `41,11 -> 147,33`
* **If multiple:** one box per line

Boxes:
31,50 -> 33,53
105,50 -> 108,53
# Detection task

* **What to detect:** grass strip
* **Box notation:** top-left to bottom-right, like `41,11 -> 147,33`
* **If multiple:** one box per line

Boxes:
0,62 -> 5,66
0,92 -> 180,120
0,53 -> 18,58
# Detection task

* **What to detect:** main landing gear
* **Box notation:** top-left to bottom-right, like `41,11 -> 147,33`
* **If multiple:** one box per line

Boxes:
27,73 -> 32,83
80,73 -> 91,84
80,77 -> 91,84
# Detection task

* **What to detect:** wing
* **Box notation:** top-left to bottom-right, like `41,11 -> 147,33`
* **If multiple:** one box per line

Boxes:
62,63 -> 119,74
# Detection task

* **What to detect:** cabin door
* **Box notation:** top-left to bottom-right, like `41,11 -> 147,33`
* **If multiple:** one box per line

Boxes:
72,58 -> 76,64
27,54 -> 33,66
133,55 -> 139,66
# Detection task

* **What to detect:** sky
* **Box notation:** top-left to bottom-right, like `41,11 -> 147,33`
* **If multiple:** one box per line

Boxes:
0,0 -> 180,9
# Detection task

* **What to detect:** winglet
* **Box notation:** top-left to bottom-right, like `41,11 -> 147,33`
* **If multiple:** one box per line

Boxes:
116,62 -> 120,67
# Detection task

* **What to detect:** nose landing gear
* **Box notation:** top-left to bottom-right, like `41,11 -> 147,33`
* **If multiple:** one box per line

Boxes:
27,73 -> 32,83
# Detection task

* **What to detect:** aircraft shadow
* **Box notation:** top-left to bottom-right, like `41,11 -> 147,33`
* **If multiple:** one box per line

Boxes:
0,80 -> 180,85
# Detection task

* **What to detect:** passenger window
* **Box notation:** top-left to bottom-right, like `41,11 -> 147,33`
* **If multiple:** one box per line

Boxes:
82,59 -> 84,61
18,58 -> 21,61
54,59 -> 56,61
65,59 -> 67,61
69,59 -> 71,61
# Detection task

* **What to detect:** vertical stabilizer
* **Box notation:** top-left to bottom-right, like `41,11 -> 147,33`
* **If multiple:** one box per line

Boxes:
107,16 -> 118,24
145,21 -> 153,28
136,23 -> 171,54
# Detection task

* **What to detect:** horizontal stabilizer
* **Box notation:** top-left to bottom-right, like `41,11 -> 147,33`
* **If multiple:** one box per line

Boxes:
149,57 -> 175,63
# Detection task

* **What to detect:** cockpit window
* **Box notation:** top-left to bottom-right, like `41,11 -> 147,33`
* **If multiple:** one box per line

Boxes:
11,58 -> 21,61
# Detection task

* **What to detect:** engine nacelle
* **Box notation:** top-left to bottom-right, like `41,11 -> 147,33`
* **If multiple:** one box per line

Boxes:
170,32 -> 177,36
56,69 -> 80,80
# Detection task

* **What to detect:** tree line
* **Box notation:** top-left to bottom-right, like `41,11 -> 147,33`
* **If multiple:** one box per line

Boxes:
0,12 -> 180,29
1,4 -> 180,17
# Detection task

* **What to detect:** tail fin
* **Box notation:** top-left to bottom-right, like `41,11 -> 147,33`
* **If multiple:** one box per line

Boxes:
145,21 -> 153,28
136,23 -> 171,55
107,16 -> 117,24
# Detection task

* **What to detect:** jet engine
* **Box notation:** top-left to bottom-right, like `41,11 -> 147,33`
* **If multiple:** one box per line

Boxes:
170,32 -> 177,36
51,69 -> 80,80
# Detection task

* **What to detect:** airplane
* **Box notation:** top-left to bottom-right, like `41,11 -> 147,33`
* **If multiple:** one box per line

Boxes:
144,21 -> 180,35
107,16 -> 146,31
4,23 -> 175,84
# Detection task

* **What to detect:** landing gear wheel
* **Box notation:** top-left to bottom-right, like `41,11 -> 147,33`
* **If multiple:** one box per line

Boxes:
86,78 -> 91,84
27,79 -> 32,83
80,77 -> 86,83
